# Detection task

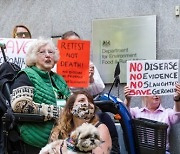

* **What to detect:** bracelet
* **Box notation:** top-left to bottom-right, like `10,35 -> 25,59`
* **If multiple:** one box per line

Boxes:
174,96 -> 180,101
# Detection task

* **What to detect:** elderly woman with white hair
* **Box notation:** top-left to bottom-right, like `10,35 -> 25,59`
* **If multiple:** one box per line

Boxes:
10,38 -> 70,153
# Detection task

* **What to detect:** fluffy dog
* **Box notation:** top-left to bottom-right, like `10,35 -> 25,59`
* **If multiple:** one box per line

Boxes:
39,123 -> 103,154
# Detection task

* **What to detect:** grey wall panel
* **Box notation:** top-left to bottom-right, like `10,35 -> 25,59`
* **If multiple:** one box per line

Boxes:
0,0 -> 179,153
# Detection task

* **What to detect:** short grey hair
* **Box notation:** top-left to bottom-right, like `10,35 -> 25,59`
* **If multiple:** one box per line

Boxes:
26,38 -> 59,66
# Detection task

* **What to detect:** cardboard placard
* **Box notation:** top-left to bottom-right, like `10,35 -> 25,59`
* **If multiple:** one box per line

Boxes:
57,40 -> 90,87
0,38 -> 36,69
127,59 -> 179,96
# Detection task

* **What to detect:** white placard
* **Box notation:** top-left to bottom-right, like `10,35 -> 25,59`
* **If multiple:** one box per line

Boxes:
0,38 -> 36,69
127,59 -> 179,96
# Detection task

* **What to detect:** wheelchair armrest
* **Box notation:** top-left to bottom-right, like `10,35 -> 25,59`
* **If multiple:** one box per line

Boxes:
94,100 -> 119,114
2,113 -> 45,122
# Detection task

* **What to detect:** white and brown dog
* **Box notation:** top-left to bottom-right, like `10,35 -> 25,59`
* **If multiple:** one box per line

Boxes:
39,123 -> 103,154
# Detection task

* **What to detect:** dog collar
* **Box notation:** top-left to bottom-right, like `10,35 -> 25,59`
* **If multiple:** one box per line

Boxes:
66,137 -> 75,151
66,137 -> 92,153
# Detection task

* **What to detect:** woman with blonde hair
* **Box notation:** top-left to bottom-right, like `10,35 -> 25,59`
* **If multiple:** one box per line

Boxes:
12,24 -> 31,38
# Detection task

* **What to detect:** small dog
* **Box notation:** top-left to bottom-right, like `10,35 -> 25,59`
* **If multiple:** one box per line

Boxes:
39,123 -> 103,154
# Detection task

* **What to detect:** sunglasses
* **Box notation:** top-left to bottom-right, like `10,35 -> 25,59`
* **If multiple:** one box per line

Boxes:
15,32 -> 31,38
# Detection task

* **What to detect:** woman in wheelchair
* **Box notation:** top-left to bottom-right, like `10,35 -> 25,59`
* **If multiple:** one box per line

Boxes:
124,84 -> 180,154
10,38 -> 70,153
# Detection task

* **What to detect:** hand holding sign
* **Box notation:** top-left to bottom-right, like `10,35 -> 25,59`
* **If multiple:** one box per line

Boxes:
124,85 -> 132,100
89,63 -> 95,83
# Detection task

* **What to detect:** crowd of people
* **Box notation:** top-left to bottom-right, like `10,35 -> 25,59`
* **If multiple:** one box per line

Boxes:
0,24 -> 180,154
1,25 -> 112,154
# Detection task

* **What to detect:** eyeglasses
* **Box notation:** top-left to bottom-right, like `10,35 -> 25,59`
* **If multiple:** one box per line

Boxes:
15,32 -> 31,38
38,50 -> 55,55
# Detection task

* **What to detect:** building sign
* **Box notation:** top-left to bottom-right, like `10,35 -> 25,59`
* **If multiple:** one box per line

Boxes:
92,15 -> 156,83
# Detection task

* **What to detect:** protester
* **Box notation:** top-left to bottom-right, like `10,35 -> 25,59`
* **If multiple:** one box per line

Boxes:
0,24 -> 32,154
61,31 -> 120,153
124,84 -> 180,154
10,38 -> 70,153
61,31 -> 105,97
50,90 -> 112,154
12,24 -> 31,38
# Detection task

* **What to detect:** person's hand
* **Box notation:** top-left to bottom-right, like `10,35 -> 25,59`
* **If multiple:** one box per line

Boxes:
124,85 -> 131,101
89,64 -> 94,83
11,97 -> 60,121
174,83 -> 180,101
36,103 -> 61,121
11,96 -> 37,113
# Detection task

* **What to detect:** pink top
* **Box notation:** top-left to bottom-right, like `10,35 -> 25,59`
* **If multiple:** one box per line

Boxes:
130,104 -> 180,151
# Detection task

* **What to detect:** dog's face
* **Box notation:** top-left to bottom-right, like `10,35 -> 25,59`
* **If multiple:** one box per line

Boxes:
70,123 -> 102,152
39,123 -> 102,154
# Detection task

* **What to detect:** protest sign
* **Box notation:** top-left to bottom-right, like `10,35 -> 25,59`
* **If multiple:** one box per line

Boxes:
57,40 -> 90,87
0,38 -> 36,69
127,59 -> 179,96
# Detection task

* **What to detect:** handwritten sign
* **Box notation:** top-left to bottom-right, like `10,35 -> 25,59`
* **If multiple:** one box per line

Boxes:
57,40 -> 90,87
127,60 -> 179,96
0,38 -> 36,69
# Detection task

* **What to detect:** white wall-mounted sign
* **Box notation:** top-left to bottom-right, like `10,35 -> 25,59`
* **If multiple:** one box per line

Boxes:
92,15 -> 156,83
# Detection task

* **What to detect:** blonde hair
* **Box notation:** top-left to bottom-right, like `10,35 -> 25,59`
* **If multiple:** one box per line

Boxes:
12,25 -> 32,38
26,38 -> 59,66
